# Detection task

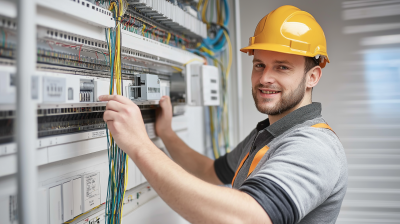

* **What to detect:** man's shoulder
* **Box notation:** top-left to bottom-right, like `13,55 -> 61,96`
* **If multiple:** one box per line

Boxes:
270,117 -> 347,167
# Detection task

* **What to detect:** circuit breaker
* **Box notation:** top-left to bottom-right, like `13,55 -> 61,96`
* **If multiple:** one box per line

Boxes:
188,64 -> 221,106
128,74 -> 161,101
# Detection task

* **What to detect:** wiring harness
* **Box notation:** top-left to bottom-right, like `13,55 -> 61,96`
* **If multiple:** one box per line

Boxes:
105,1 -> 129,224
195,0 -> 232,159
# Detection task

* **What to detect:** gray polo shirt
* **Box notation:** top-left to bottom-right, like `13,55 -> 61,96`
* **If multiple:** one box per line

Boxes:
214,102 -> 348,224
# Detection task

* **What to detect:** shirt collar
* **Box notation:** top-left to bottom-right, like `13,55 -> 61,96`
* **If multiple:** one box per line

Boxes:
256,102 -> 322,137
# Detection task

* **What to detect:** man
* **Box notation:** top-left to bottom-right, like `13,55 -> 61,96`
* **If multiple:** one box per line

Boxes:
100,5 -> 347,224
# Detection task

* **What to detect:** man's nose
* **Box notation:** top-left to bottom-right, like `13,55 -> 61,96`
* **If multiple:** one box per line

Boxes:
259,67 -> 276,85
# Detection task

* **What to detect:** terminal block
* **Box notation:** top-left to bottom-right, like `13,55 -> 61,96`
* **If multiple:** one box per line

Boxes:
128,74 -> 161,101
80,79 -> 94,102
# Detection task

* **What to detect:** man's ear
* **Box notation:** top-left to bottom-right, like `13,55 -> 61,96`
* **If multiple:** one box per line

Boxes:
307,66 -> 322,88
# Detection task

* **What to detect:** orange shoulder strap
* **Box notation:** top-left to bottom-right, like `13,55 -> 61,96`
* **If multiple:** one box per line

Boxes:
231,123 -> 334,187
311,123 -> 333,131
231,146 -> 270,187
231,152 -> 249,186
311,123 -> 336,135
247,146 -> 269,177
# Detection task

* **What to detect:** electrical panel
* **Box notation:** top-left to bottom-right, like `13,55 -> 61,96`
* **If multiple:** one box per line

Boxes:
0,0 -> 212,223
188,64 -> 221,106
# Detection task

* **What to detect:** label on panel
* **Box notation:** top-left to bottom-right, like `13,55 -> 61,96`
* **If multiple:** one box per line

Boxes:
62,181 -> 73,222
49,185 -> 62,224
82,173 -> 100,212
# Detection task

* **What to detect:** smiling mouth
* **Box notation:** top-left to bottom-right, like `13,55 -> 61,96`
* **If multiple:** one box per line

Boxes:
260,90 -> 280,94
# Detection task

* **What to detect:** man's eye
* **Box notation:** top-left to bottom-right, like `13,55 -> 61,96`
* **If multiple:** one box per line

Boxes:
255,64 -> 265,68
278,65 -> 289,70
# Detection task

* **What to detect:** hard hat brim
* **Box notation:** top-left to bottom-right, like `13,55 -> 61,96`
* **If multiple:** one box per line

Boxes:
240,43 -> 330,63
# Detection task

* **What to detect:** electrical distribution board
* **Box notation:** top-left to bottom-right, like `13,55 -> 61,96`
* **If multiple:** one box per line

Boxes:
0,0 -> 220,223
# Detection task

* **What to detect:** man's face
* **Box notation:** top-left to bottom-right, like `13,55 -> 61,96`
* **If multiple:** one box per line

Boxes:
251,50 -> 307,115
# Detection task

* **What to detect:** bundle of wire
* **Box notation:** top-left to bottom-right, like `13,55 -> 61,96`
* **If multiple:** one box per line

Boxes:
194,0 -> 232,159
105,0 -> 128,223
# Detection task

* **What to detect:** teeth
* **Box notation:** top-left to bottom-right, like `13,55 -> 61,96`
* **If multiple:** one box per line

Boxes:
261,90 -> 279,94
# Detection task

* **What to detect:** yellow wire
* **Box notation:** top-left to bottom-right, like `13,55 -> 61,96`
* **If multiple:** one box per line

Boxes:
107,2 -> 127,223
119,156 -> 128,223
197,0 -> 203,11
200,46 -> 215,56
209,107 -> 219,159
141,24 -> 146,36
166,33 -> 171,45
171,66 -> 183,72
216,0 -> 221,25
202,0 -> 209,25
64,204 -> 103,223
183,58 -> 204,66
172,58 -> 205,72
222,31 -> 232,153
222,30 -> 232,81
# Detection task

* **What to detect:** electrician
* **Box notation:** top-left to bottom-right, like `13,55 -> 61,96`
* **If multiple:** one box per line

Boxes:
100,5 -> 348,224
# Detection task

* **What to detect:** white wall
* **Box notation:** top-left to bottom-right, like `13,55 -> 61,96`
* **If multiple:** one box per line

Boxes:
238,1 -> 400,223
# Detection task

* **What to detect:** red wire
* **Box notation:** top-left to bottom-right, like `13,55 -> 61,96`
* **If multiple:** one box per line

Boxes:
125,15 -> 131,27
95,52 -> 98,59
47,42 -> 53,50
144,26 -> 154,33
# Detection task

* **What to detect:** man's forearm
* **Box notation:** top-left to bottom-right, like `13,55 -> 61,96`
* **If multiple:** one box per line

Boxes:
159,130 -> 221,184
128,141 -> 271,224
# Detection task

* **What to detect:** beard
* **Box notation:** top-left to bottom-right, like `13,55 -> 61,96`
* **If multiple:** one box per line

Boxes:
252,76 -> 306,115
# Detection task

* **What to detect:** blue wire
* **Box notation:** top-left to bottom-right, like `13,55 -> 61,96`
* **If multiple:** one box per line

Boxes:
223,0 -> 230,26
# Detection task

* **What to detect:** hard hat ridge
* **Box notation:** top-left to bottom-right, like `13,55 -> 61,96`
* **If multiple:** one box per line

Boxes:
241,5 -> 330,68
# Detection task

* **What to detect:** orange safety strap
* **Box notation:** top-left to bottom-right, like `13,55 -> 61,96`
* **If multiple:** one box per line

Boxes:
231,123 -> 334,187
231,152 -> 249,186
247,145 -> 270,178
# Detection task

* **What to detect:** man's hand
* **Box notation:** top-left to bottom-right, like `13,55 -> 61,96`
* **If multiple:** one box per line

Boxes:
155,96 -> 173,138
99,95 -> 152,155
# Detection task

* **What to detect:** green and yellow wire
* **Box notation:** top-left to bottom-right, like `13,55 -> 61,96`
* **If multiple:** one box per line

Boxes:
105,1 -> 129,224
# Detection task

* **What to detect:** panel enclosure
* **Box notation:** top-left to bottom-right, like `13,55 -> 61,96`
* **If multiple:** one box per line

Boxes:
0,0 -> 208,223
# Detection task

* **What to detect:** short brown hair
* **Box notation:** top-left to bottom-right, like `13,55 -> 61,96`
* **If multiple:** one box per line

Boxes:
304,57 -> 319,74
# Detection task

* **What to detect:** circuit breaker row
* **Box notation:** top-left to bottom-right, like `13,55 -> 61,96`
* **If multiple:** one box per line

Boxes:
128,0 -> 207,38
0,70 -> 166,105
48,173 -> 100,223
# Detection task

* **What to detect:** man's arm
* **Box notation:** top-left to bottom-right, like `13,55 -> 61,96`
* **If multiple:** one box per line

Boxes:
155,96 -> 222,185
100,95 -> 272,224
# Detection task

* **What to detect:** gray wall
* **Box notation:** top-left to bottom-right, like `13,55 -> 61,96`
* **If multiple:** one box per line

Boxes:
238,0 -> 400,223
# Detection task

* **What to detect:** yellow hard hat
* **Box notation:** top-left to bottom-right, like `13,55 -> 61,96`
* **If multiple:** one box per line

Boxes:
241,5 -> 330,68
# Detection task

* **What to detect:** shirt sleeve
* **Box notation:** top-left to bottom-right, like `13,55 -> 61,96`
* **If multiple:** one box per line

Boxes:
214,129 -> 257,184
240,127 -> 343,223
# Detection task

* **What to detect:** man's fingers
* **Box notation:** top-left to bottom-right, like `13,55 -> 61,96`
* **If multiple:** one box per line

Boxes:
106,100 -> 124,112
105,120 -> 115,132
159,96 -> 170,109
103,110 -> 118,122
99,95 -> 132,105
